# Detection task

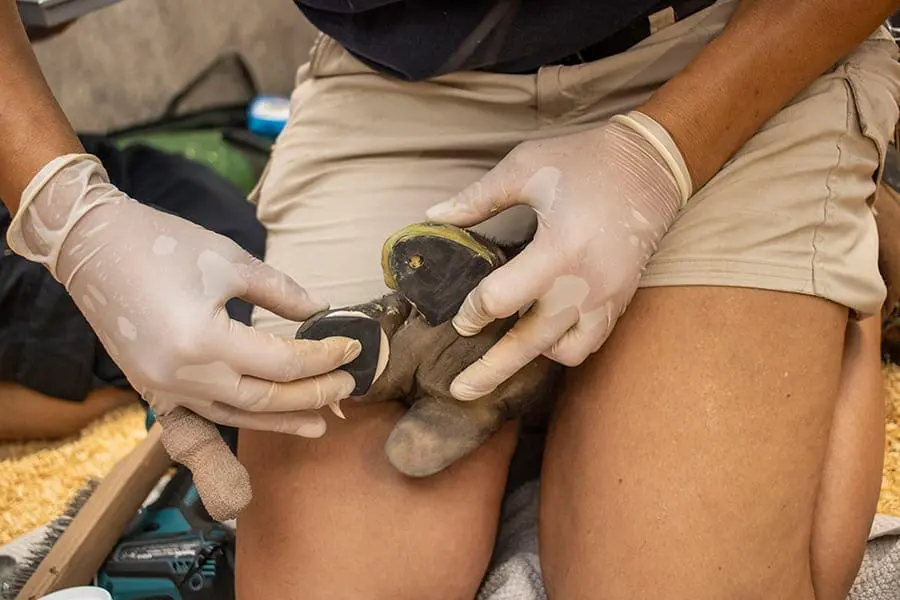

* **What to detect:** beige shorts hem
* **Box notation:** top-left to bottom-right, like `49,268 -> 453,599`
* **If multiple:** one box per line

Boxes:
639,259 -> 868,316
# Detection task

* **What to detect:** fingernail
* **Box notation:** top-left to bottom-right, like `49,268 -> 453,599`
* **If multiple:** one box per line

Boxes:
339,372 -> 357,397
329,400 -> 347,419
341,339 -> 363,363
307,292 -> 330,310
294,418 -> 327,438
452,315 -> 481,337
450,376 -> 487,402
425,199 -> 457,220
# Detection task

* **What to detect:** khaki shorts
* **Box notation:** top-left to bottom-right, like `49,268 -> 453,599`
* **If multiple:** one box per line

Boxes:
250,0 -> 900,338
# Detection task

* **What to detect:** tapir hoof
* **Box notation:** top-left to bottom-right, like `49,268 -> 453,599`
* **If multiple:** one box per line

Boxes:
384,396 -> 503,477
381,223 -> 507,326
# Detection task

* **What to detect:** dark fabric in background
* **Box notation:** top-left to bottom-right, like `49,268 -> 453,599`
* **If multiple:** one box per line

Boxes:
0,137 -> 266,411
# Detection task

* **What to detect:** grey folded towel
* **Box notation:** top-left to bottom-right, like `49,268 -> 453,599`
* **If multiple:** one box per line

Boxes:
477,480 -> 544,600
847,515 -> 900,600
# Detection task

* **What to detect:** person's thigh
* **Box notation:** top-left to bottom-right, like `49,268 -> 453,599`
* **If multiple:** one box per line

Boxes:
237,38 -> 539,600
542,288 -> 847,600
540,27 -> 900,600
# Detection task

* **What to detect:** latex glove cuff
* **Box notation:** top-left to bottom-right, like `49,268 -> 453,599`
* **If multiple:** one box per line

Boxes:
611,110 -> 693,208
6,153 -> 124,285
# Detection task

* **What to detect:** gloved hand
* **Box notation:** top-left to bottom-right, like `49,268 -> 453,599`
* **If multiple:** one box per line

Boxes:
425,111 -> 693,401
7,154 -> 363,520
6,154 -> 361,433
7,155 -> 360,426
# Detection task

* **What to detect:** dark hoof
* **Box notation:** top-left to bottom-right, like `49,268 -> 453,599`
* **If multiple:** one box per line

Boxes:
381,223 -> 506,326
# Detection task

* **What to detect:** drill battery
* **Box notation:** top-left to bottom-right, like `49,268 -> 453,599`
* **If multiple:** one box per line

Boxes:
96,466 -> 235,600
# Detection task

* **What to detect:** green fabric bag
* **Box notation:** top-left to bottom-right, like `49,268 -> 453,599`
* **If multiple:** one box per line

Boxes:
114,130 -> 261,194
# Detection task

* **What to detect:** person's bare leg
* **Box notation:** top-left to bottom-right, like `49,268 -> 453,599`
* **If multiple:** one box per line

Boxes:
540,286 -> 847,600
0,383 -> 136,440
236,401 -> 517,600
810,315 -> 884,600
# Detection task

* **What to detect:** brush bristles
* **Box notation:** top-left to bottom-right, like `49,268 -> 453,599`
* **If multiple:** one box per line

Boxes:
5,479 -> 99,598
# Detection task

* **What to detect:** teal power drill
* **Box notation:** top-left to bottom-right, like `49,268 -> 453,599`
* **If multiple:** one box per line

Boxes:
96,465 -> 235,600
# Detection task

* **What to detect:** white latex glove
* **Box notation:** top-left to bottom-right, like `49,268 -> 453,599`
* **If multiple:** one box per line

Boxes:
425,111 -> 693,401
6,154 -> 361,435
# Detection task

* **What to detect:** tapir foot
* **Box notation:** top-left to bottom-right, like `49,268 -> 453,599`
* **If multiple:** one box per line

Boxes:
385,394 -> 506,477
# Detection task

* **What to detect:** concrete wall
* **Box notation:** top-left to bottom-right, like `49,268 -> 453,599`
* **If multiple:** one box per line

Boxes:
30,0 -> 317,131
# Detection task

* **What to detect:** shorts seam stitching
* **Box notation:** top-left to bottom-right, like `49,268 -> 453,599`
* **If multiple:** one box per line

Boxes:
643,258 -> 814,281
812,76 -> 853,300
640,258 -> 880,313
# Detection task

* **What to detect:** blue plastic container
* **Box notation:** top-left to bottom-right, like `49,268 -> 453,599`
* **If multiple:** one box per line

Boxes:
247,95 -> 290,139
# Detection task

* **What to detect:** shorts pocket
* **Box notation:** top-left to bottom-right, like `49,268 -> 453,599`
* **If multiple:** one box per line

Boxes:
843,33 -> 900,187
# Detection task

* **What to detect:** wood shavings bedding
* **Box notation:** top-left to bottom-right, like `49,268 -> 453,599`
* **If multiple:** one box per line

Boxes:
0,404 -> 146,545
879,362 -> 900,517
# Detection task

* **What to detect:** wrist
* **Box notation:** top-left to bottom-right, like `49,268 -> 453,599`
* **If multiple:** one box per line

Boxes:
610,110 -> 693,209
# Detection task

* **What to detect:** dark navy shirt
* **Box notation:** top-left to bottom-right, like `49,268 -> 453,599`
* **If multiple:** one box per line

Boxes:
293,0 -> 663,81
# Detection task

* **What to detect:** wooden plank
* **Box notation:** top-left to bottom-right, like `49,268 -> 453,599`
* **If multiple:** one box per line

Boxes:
17,423 -> 171,600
